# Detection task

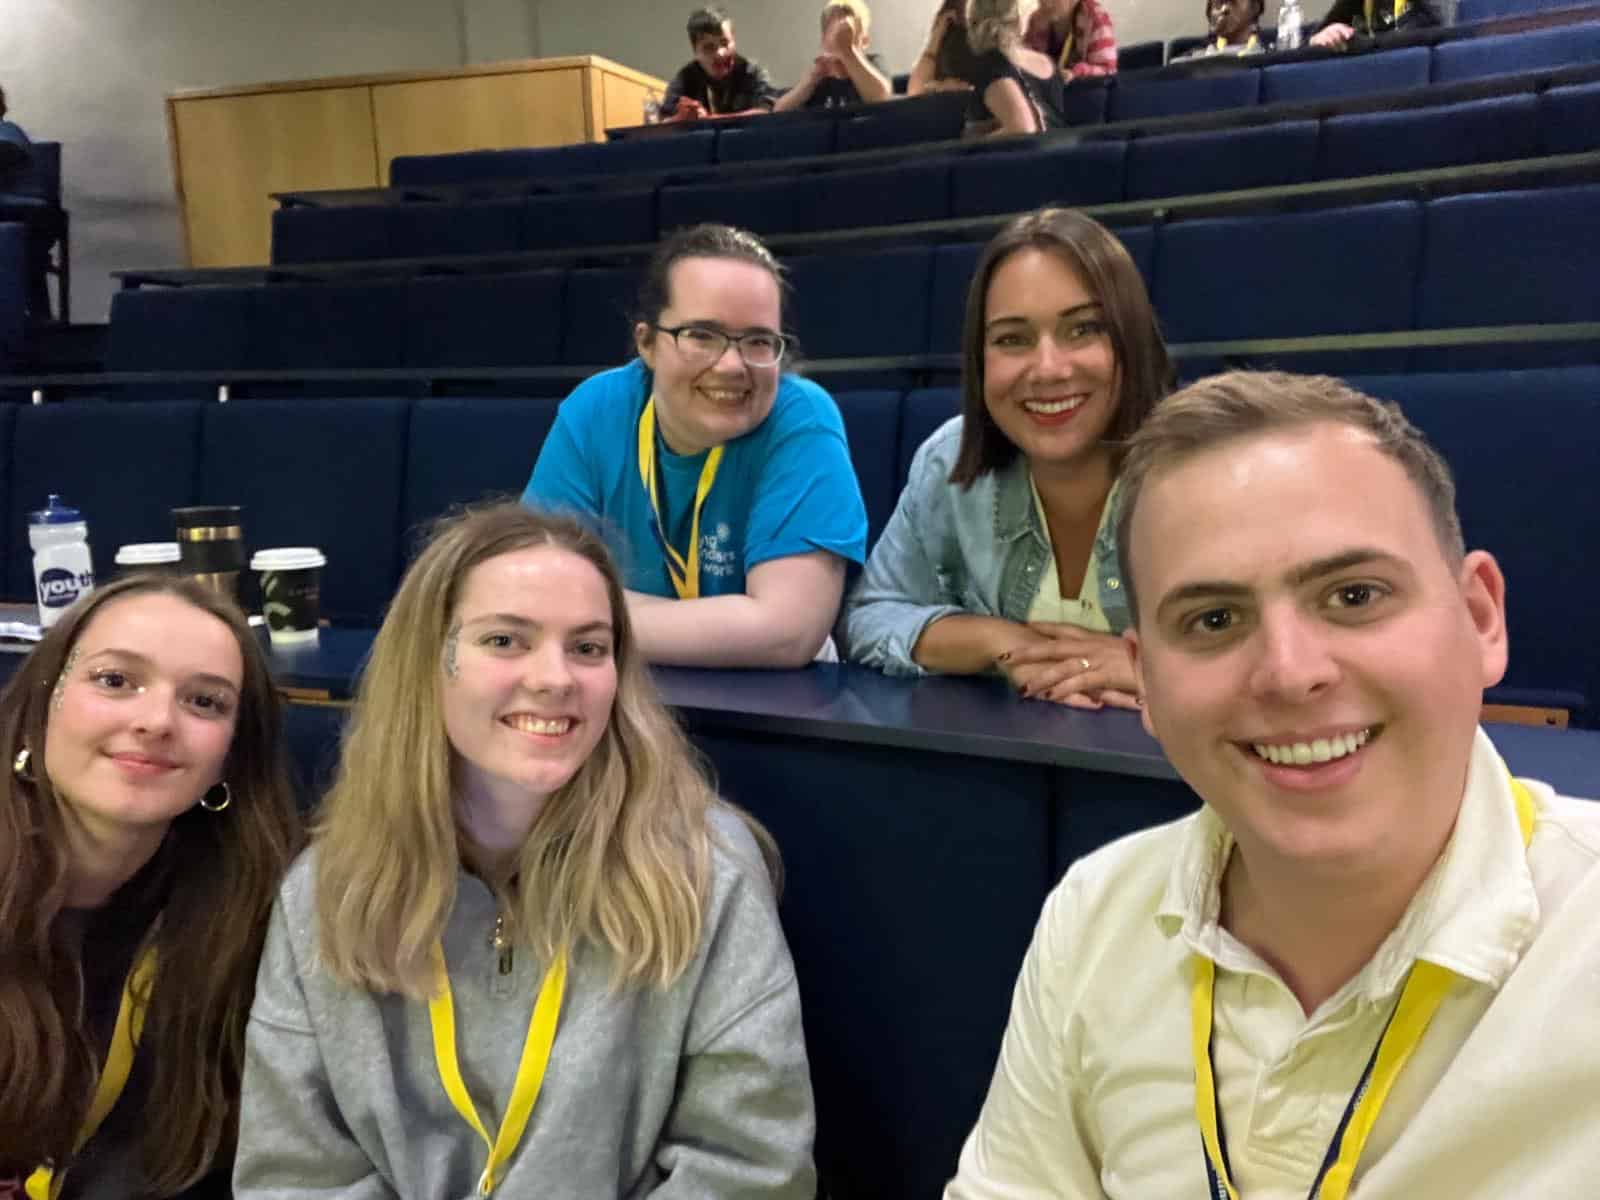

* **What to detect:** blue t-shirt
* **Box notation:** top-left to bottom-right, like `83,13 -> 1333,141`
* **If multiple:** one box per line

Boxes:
523,359 -> 867,597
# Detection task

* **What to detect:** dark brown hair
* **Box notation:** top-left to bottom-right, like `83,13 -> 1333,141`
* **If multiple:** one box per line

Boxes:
688,6 -> 731,43
0,575 -> 300,1191
948,207 -> 1174,487
630,222 -> 791,360
1115,370 -> 1466,624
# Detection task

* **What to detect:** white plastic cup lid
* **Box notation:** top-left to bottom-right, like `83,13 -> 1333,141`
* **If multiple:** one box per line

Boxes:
250,547 -> 326,571
115,542 -> 181,565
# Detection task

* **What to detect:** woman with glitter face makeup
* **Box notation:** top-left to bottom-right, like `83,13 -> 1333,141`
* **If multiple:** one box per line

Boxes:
0,575 -> 299,1198
847,208 -> 1173,709
234,504 -> 814,1197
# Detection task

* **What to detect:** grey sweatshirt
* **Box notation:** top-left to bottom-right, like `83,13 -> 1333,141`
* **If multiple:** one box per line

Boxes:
233,810 -> 816,1198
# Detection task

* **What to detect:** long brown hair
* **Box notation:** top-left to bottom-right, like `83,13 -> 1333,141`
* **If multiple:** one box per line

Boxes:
949,207 -> 1174,487
314,503 -> 777,998
0,576 -> 300,1191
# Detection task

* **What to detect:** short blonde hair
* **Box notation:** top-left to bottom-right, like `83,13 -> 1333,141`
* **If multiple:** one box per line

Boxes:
967,0 -> 1039,53
1115,371 -> 1466,624
822,0 -> 872,37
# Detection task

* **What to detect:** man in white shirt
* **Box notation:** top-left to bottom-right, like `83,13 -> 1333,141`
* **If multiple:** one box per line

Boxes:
946,370 -> 1600,1199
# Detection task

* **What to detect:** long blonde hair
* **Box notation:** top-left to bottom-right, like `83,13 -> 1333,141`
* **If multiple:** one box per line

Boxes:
313,503 -> 775,997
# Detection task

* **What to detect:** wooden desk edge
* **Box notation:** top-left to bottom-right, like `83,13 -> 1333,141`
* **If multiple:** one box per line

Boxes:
167,56 -> 663,102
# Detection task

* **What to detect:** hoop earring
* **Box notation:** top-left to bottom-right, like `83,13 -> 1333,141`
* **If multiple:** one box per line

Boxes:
12,746 -> 34,782
199,781 -> 232,813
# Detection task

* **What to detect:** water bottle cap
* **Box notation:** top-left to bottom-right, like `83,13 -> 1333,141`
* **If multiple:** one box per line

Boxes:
30,494 -> 84,525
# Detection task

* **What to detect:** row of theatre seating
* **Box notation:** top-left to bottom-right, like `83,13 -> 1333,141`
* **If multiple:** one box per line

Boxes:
0,225 -> 27,365
5,368 -> 1596,722
108,183 -> 1599,386
272,81 -> 1600,264
370,19 -> 1600,191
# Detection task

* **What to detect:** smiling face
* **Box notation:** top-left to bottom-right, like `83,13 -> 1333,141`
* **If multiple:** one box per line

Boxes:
43,592 -> 243,844
981,247 -> 1121,473
635,255 -> 783,455
692,21 -> 737,78
441,545 -> 618,822
1126,422 -> 1506,875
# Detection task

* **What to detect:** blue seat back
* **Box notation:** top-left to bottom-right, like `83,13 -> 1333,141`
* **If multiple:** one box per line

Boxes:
658,174 -> 804,237
897,388 -> 962,487
106,286 -> 257,398
401,398 -> 562,551
929,243 -> 984,356
1318,94 -> 1540,180
1120,40 -> 1165,71
600,130 -> 717,174
835,93 -> 967,152
200,399 -> 409,625
1108,70 -> 1260,122
833,391 -> 903,550
1431,21 -> 1600,82
1126,120 -> 1319,199
272,205 -> 393,265
246,282 -> 407,371
523,188 -> 656,250
787,247 -> 935,358
9,401 -> 202,596
562,266 -> 643,367
1260,46 -> 1430,104
1541,81 -> 1600,155
0,224 -> 23,364
716,121 -> 837,163
403,271 -> 566,368
791,161 -> 953,233
0,140 -> 60,205
949,141 -> 1126,217
388,199 -> 524,259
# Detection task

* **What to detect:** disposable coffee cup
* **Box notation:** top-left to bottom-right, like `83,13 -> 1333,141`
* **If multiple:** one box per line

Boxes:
115,543 -> 181,576
250,547 -> 326,647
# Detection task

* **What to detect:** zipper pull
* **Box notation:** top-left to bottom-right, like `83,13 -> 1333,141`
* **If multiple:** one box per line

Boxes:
490,912 -> 514,975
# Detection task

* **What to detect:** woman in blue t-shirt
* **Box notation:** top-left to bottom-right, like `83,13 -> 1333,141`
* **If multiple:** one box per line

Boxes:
524,223 -> 868,669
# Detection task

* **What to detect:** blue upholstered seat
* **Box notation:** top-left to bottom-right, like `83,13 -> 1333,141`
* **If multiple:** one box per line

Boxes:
272,205 -> 394,265
658,174 -> 806,237
106,286 -> 257,398
1107,70 -> 1261,122
1125,120 -> 1319,199
388,200 -> 524,259
1318,94 -> 1540,180
1259,46 -> 1430,104
716,121 -> 837,163
896,387 -> 961,488
786,247 -> 935,358
200,398 -> 410,625
1541,81 -> 1600,155
1431,21 -> 1600,83
833,390 -> 903,550
524,188 -> 656,250
948,141 -> 1125,218
403,271 -> 566,369
8,401 -> 203,595
561,265 -> 644,367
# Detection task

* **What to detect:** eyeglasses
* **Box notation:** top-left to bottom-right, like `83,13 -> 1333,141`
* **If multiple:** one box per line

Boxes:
653,323 -> 789,368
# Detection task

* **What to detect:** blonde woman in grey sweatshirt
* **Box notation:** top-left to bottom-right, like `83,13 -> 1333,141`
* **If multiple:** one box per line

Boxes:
234,504 -> 816,1198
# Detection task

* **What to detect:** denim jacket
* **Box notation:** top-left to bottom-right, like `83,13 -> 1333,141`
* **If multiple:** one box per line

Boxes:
844,417 -> 1131,677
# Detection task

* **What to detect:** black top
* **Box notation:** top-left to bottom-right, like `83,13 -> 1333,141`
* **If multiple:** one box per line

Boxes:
1317,0 -> 1440,34
964,48 -> 1066,131
804,51 -> 889,109
661,55 -> 780,117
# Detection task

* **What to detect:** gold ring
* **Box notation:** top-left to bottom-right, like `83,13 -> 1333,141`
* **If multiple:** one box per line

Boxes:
1079,657 -> 1092,672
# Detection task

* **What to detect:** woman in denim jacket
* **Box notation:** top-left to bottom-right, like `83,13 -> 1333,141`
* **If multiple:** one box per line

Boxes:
845,208 -> 1172,708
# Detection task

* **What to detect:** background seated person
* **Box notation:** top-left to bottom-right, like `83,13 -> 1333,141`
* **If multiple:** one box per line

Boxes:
1311,0 -> 1438,48
661,6 -> 780,119
1023,0 -> 1119,79
524,223 -> 867,669
845,208 -> 1173,708
235,505 -> 816,1196
1176,0 -> 1267,59
1,576 -> 299,1197
774,1 -> 892,112
959,0 -> 1077,135
907,0 -> 981,95
945,370 -> 1600,1198
0,86 -> 31,178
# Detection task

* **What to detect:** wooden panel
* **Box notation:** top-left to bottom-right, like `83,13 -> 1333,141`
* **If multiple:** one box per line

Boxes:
371,69 -> 589,168
1482,703 -> 1570,728
171,87 -> 378,268
600,66 -> 655,135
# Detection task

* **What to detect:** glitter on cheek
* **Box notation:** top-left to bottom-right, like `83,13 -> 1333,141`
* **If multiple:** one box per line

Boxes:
443,622 -> 461,681
50,646 -> 81,714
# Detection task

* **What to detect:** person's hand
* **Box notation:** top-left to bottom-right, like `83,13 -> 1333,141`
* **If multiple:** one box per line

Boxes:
824,15 -> 861,57
924,9 -> 957,56
997,624 -> 1141,710
1310,22 -> 1355,48
672,97 -> 707,121
810,54 -> 839,83
922,77 -> 974,92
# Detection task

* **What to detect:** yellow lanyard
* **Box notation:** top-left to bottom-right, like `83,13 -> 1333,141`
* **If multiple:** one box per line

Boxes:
1215,34 -> 1261,50
26,947 -> 158,1200
428,943 -> 567,1196
1192,779 -> 1537,1200
1058,28 -> 1076,71
1364,0 -> 1409,29
636,397 -> 724,600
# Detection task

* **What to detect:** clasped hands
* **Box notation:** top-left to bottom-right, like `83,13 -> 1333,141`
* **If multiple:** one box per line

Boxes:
997,623 -> 1141,710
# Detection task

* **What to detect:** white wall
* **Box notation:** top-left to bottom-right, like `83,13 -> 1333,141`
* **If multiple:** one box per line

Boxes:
2,0 -> 1260,324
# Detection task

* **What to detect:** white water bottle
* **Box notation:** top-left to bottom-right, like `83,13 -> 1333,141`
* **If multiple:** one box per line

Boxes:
1278,0 -> 1304,49
30,495 -> 95,628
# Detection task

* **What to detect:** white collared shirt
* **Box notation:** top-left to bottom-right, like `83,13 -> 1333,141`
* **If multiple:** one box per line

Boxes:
945,729 -> 1600,1199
